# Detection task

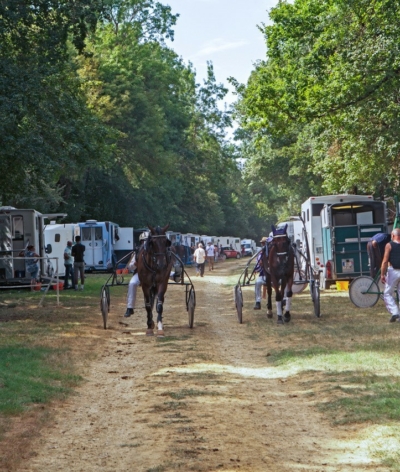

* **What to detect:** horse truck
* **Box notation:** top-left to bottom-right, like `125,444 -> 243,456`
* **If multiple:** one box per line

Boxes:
0,206 -> 67,285
300,195 -> 387,289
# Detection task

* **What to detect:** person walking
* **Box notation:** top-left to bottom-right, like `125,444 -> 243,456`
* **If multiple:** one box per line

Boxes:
254,237 -> 269,309
381,228 -> 400,322
193,243 -> 206,277
206,242 -> 215,271
367,232 -> 391,277
63,241 -> 74,289
71,235 -> 85,291
19,245 -> 40,290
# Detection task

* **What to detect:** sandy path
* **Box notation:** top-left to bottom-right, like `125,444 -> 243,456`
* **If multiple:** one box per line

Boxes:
20,264 -> 388,472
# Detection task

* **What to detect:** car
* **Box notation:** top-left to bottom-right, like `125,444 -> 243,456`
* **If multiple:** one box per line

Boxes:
221,246 -> 241,259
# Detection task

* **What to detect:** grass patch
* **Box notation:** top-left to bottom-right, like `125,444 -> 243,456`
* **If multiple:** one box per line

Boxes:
0,345 -> 81,415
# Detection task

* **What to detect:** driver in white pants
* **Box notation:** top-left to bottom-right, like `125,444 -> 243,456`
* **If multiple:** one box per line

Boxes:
124,232 -> 148,318
381,228 -> 400,322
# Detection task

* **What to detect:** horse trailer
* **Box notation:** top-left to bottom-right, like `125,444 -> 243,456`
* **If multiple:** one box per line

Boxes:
240,239 -> 257,256
218,236 -> 241,252
78,220 -> 120,272
44,222 -> 79,277
300,195 -> 387,289
0,207 -> 67,285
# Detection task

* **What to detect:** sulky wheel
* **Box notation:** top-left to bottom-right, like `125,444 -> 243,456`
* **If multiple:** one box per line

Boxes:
234,284 -> 243,324
349,276 -> 380,308
100,285 -> 110,329
292,269 -> 308,295
187,288 -> 195,328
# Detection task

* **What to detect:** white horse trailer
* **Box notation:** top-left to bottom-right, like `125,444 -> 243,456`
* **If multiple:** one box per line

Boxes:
44,222 -> 78,277
218,236 -> 241,252
0,207 -> 66,285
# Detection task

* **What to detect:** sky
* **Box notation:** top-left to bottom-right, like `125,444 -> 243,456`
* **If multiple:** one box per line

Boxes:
165,0 -> 279,108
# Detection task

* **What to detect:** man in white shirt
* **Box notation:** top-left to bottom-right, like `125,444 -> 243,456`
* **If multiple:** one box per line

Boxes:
193,243 -> 206,277
206,242 -> 215,271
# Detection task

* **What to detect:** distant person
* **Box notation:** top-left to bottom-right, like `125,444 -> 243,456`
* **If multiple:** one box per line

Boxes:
381,229 -> 400,322
71,235 -> 85,291
193,243 -> 206,277
367,232 -> 391,277
19,244 -> 40,290
63,241 -> 73,290
206,242 -> 215,271
214,244 -> 219,262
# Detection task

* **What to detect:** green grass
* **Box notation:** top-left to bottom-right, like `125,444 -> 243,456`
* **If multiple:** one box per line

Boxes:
0,345 -> 81,415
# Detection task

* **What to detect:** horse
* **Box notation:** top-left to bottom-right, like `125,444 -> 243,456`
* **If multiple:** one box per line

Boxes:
262,225 -> 295,325
136,224 -> 173,336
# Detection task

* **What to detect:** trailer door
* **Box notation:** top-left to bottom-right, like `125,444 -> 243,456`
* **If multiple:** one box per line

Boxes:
81,225 -> 104,267
0,215 -> 13,281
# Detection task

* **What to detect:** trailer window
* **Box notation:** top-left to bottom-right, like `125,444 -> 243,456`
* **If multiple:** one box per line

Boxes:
82,227 -> 91,241
54,233 -> 61,243
307,209 -> 310,222
312,203 -> 324,217
12,216 -> 23,240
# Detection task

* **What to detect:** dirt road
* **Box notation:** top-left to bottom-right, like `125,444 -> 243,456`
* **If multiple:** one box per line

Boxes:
20,262 -> 387,472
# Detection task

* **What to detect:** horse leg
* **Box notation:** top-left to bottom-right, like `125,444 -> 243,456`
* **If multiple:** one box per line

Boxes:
284,277 -> 294,323
143,286 -> 155,336
272,277 -> 284,325
266,277 -> 273,319
156,282 -> 168,337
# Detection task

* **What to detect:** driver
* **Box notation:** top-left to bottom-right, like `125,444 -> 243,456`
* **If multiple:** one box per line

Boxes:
124,231 -> 149,318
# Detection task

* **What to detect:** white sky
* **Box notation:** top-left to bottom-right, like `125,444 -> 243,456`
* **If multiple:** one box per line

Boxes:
165,0 -> 279,108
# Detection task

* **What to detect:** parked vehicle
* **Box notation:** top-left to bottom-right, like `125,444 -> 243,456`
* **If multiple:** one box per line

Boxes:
240,239 -> 257,257
300,195 -> 387,289
78,220 -> 120,272
44,222 -> 78,277
221,246 -> 241,259
113,227 -> 134,266
218,236 -> 241,252
0,207 -> 66,285
181,233 -> 201,248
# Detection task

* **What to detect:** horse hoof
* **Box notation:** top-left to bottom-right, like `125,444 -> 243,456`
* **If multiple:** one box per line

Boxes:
267,310 -> 273,319
277,316 -> 284,325
157,330 -> 165,337
284,312 -> 291,322
146,329 -> 154,336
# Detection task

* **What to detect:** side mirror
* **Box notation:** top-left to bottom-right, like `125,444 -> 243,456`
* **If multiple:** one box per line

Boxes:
45,244 -> 52,254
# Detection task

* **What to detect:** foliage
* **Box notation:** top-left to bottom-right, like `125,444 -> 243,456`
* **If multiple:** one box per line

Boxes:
234,0 -> 400,219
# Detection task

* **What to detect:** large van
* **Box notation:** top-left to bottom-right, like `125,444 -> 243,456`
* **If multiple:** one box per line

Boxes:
300,195 -> 387,288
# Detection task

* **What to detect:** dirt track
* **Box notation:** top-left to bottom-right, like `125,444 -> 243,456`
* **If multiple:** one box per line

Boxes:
19,261 -> 388,472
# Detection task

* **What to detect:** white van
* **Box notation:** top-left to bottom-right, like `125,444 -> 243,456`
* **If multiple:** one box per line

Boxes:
240,239 -> 256,256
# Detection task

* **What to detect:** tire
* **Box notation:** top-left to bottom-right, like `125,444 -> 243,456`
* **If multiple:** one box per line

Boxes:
349,276 -> 380,308
234,285 -> 243,324
292,269 -> 307,295
188,288 -> 195,328
100,286 -> 109,329
313,283 -> 320,318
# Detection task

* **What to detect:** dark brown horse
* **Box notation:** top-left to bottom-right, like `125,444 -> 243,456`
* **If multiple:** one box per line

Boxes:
262,225 -> 295,325
137,224 -> 173,336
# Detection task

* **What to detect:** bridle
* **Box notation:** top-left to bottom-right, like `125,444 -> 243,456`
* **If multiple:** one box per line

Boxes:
141,234 -> 172,273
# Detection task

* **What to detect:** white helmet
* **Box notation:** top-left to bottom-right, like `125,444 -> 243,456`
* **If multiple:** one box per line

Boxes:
139,231 -> 149,241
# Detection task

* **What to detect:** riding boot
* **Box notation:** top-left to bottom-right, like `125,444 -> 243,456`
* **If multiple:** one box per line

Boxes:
124,308 -> 134,317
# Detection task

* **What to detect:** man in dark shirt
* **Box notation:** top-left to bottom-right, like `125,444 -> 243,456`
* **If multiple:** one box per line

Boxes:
367,232 -> 391,277
381,229 -> 400,322
71,235 -> 85,291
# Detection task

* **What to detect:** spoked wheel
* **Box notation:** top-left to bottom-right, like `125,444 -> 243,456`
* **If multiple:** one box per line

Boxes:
234,284 -> 243,324
349,276 -> 380,308
292,269 -> 308,295
100,285 -> 110,329
187,287 -> 195,328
